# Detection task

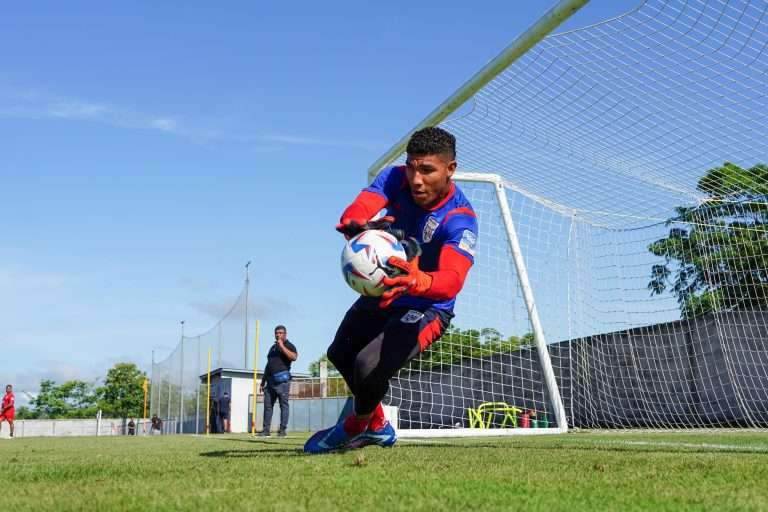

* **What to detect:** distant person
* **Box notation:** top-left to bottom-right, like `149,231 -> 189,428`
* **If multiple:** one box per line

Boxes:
210,394 -> 220,433
218,392 -> 231,433
0,384 -> 15,438
151,414 -> 162,435
127,418 -> 136,436
259,325 -> 297,437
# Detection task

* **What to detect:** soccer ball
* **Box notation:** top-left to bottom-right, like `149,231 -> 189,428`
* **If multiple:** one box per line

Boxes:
341,230 -> 407,297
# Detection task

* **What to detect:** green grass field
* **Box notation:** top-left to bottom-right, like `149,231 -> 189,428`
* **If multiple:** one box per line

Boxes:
2,431 -> 767,511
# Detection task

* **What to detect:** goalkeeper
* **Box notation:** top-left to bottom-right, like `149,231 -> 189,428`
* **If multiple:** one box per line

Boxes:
305,127 -> 478,454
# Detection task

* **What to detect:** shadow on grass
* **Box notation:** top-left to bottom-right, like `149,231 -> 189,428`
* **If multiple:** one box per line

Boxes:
213,436 -> 298,443
200,436 -> 768,458
200,448 -> 305,458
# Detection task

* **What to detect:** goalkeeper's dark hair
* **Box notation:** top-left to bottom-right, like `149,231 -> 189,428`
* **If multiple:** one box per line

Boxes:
406,126 -> 456,161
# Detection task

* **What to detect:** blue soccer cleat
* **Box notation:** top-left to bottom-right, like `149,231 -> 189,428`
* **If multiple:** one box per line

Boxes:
304,421 -> 354,454
348,421 -> 397,449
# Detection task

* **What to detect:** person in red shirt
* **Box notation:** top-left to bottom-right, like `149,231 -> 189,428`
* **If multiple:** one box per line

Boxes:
0,385 -> 15,438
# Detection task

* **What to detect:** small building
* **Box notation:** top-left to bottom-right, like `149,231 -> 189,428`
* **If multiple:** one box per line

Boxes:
200,367 -> 311,433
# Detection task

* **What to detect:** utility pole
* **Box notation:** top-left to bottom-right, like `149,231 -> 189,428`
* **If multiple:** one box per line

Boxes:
150,349 -> 155,418
195,338 -> 201,434
179,320 -> 185,434
244,261 -> 251,369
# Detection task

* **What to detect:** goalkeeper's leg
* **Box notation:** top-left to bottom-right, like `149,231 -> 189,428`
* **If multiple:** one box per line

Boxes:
345,307 -> 452,449
304,304 -> 388,454
305,305 -> 451,453
344,307 -> 451,448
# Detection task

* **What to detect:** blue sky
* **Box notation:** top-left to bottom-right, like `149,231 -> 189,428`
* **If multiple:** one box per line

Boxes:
1,0 -> 641,401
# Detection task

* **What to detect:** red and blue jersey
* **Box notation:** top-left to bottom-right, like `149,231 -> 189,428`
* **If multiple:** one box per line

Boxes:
349,165 -> 478,311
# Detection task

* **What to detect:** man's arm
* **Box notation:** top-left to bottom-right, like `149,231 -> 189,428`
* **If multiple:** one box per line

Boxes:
277,340 -> 297,362
338,190 -> 388,227
336,166 -> 405,237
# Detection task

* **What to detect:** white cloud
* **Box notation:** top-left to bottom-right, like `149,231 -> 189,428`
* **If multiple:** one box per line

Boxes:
0,268 -> 72,292
4,360 -> 103,407
0,89 -> 184,136
187,294 -> 304,327
150,117 -> 178,133
48,100 -> 110,120
259,133 -> 379,151
0,88 -> 379,151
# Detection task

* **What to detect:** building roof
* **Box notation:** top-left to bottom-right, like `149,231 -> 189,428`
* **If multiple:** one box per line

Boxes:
199,367 -> 311,381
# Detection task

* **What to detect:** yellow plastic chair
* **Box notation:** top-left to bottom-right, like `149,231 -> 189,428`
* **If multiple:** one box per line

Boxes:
467,402 -> 521,428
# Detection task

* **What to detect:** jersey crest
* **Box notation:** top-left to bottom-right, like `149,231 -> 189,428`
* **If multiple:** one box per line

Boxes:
401,310 -> 425,324
422,216 -> 439,243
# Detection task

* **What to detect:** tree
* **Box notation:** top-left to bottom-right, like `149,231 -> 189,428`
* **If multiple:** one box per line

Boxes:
98,363 -> 146,418
308,354 -> 339,378
30,379 -> 98,418
417,324 -> 529,370
14,406 -> 36,420
648,163 -> 768,318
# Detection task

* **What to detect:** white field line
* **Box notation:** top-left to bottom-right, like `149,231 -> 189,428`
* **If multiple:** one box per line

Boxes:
398,438 -> 454,444
399,437 -> 768,452
593,439 -> 768,453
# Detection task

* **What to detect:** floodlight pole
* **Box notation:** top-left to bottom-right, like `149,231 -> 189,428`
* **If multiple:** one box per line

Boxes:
366,0 -> 589,182
195,337 -> 201,435
150,349 -> 155,418
166,372 -> 171,432
244,261 -> 251,369
179,320 -> 185,434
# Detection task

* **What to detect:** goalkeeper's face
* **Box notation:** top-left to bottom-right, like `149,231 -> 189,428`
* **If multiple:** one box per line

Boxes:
405,153 -> 456,208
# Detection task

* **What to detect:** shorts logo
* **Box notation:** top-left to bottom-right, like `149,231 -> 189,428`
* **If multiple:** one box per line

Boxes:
422,216 -> 440,243
458,229 -> 477,256
401,310 -> 425,324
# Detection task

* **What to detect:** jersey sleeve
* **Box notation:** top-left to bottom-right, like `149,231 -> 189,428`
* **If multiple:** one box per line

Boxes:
442,209 -> 479,263
339,167 -> 403,224
364,165 -> 406,202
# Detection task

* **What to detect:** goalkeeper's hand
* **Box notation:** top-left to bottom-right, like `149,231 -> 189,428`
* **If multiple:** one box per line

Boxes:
335,216 -> 395,240
379,256 -> 432,308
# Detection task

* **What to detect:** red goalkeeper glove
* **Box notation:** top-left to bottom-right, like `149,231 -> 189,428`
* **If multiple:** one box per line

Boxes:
379,256 -> 432,308
335,216 -> 395,240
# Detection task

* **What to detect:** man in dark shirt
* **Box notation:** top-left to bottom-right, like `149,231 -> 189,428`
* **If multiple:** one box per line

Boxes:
218,392 -> 231,433
151,414 -> 162,435
259,324 -> 297,437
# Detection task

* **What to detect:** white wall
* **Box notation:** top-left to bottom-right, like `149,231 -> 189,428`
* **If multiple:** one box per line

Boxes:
0,418 -> 151,439
229,376 -> 256,433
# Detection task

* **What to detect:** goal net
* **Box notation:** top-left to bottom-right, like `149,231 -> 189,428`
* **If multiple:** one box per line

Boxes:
380,0 -> 768,433
150,283 -> 252,434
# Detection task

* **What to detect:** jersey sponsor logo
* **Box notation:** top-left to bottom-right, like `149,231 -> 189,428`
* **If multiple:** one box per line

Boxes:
401,310 -> 425,324
459,229 -> 477,256
422,216 -> 439,243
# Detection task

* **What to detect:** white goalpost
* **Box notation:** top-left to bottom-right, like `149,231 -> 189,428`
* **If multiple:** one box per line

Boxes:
377,0 -> 589,438
391,171 -> 574,437
375,0 -> 768,435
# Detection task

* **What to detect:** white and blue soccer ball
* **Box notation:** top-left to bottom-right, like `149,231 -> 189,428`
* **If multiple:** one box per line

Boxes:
341,230 -> 406,297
